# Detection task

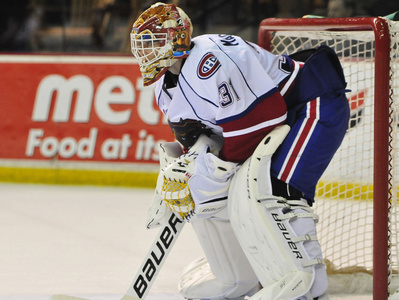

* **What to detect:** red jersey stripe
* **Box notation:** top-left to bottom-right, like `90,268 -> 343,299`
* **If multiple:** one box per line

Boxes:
278,97 -> 320,183
220,121 -> 285,162
220,91 -> 287,133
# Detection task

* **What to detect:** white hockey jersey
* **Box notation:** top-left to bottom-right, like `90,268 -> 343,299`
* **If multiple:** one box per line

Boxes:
154,34 -> 297,162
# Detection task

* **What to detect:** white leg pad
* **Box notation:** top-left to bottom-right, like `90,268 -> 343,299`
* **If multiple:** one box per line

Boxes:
228,126 -> 327,299
179,218 -> 259,299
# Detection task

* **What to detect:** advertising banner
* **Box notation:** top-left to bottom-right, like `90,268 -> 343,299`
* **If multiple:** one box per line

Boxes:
0,55 -> 174,172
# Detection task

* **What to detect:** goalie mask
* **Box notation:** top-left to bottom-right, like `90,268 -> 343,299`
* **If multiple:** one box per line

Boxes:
130,2 -> 193,86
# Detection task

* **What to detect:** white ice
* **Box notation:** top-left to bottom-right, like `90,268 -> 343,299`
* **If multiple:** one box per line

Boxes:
0,183 -> 372,300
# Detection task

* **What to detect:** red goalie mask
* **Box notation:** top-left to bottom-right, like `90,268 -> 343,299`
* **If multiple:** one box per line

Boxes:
130,2 -> 193,86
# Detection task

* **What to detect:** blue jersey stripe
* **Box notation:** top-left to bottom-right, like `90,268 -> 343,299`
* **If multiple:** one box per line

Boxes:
178,75 -> 218,125
180,71 -> 219,108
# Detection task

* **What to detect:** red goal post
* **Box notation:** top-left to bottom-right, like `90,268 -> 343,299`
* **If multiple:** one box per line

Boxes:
257,17 -> 398,299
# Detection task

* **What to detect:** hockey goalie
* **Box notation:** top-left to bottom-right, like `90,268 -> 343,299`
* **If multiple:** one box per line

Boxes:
130,2 -> 350,300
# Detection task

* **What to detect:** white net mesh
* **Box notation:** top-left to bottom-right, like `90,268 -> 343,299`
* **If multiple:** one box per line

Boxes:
263,18 -> 399,296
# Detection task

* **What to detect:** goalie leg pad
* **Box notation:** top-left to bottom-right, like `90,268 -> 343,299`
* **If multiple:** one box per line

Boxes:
179,218 -> 259,299
228,125 -> 327,299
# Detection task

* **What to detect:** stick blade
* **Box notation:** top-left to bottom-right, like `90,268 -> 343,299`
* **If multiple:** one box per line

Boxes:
51,295 -> 140,300
120,296 -> 141,300
52,296 -> 90,300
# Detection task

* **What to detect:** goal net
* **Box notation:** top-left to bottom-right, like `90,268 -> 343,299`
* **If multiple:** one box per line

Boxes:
258,17 -> 399,299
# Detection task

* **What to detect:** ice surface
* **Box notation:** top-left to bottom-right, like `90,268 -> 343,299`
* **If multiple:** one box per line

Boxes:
0,183 -> 371,300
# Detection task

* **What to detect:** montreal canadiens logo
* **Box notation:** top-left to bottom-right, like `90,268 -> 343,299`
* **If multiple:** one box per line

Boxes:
197,53 -> 221,79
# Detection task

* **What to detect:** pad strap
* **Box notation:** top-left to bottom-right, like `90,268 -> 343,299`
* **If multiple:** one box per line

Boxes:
259,198 -> 319,222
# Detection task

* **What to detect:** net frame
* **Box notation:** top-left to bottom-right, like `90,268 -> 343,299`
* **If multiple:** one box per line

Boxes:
257,17 -> 398,299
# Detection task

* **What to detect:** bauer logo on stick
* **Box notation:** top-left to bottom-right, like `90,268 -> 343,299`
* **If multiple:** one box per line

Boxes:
132,212 -> 183,298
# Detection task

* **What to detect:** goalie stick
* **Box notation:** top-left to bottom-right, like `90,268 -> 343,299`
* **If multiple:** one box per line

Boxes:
52,210 -> 185,300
